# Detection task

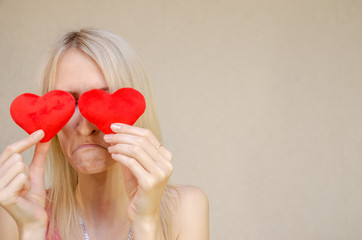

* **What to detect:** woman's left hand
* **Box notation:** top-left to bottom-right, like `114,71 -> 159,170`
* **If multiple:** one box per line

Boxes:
103,123 -> 173,225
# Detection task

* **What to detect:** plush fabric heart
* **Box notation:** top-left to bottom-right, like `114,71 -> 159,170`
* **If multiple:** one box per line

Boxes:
78,88 -> 146,134
10,90 -> 76,142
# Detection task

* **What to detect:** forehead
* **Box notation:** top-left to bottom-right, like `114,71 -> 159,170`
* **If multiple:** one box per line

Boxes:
54,48 -> 108,93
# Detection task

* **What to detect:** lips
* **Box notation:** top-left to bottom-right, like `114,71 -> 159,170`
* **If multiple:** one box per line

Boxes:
73,143 -> 107,153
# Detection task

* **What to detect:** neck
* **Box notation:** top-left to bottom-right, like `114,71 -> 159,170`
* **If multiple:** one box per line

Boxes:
76,163 -> 129,229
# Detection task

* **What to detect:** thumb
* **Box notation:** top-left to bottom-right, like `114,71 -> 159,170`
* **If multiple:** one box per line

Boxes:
29,140 -> 52,190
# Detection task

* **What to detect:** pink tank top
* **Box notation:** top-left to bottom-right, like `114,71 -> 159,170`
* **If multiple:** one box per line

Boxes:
45,221 -> 61,240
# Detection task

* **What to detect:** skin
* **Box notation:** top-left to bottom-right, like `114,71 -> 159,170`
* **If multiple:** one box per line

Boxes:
0,48 -> 209,240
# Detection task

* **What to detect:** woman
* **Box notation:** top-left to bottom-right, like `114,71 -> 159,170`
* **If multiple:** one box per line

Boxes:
0,28 -> 209,240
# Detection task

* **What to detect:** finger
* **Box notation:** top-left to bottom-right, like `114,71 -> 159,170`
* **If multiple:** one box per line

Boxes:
105,133 -> 169,164
108,142 -> 173,181
108,144 -> 157,173
104,133 -> 173,178
29,141 -> 51,173
0,130 -> 45,165
0,154 -> 29,190
158,147 -> 173,163
0,173 -> 28,206
29,141 -> 51,193
111,153 -> 149,181
110,124 -> 161,149
0,153 -> 29,181
112,153 -> 171,193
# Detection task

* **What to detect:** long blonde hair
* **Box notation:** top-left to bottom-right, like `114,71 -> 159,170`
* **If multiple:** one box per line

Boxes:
40,28 -> 178,239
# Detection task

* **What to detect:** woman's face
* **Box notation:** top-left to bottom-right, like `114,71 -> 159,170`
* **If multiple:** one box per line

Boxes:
54,48 -> 114,174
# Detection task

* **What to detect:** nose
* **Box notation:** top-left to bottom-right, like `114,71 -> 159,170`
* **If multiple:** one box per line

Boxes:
74,109 -> 99,135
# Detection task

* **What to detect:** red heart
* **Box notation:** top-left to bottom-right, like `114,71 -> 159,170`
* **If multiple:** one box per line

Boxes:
78,88 -> 146,134
10,90 -> 76,142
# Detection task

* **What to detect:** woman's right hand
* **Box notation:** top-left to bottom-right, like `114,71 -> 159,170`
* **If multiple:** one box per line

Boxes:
0,130 -> 51,237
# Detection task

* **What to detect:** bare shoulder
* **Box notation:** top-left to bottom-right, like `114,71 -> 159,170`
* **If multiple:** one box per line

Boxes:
168,184 -> 209,240
175,185 -> 208,207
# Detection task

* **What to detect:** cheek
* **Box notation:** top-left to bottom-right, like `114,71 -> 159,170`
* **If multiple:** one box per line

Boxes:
57,112 -> 77,154
58,109 -> 79,136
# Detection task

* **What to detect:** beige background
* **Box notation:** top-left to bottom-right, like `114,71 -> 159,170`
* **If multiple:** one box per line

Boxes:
1,0 -> 362,239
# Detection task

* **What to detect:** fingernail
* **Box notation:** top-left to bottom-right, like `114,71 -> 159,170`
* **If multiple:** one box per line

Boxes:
108,146 -> 114,153
104,135 -> 112,141
32,130 -> 44,139
110,123 -> 121,131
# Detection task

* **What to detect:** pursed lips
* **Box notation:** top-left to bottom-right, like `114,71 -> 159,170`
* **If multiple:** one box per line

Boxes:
73,143 -> 107,153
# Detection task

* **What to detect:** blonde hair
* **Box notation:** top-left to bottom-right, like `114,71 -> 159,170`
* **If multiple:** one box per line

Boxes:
40,28 -> 178,240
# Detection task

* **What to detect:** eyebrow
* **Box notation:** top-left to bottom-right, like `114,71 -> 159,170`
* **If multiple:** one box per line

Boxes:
66,87 -> 109,97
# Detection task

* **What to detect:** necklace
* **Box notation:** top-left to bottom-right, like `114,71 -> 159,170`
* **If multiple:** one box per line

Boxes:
79,217 -> 132,240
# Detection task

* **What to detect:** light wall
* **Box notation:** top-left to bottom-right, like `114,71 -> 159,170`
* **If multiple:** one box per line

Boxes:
1,0 -> 362,239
